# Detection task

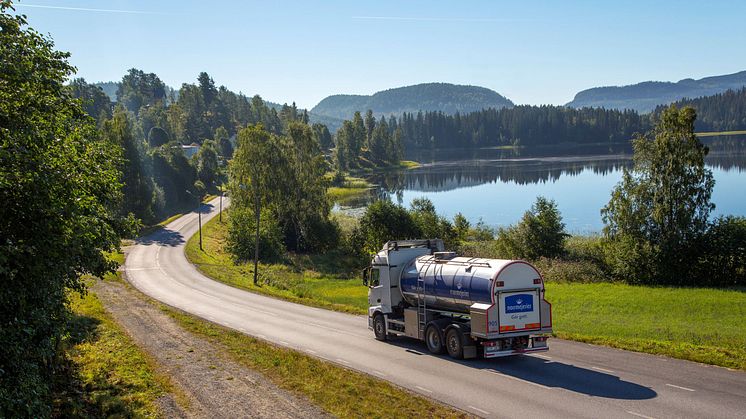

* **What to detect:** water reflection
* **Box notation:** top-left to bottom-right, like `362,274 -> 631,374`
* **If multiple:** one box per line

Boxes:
337,140 -> 746,231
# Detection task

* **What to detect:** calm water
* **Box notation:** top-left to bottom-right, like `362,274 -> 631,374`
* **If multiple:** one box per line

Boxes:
339,141 -> 746,234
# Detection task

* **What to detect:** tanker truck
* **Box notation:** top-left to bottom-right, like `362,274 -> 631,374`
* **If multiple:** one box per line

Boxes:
363,239 -> 552,359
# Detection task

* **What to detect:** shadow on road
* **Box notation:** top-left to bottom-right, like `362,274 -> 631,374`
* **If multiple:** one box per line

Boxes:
135,202 -> 215,247
387,338 -> 657,400
136,228 -> 185,247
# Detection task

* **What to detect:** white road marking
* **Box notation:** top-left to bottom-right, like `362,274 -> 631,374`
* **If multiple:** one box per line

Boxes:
336,358 -> 350,364
279,340 -> 290,346
256,334 -> 266,339
666,383 -> 695,392
305,349 -> 317,354
372,370 -> 386,377
626,411 -> 656,419
415,385 -> 433,393
487,370 -> 551,390
592,366 -> 615,373
531,353 -> 552,360
468,405 -> 490,415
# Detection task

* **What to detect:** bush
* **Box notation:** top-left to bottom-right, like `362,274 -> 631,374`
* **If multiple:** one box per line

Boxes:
348,200 -> 421,257
696,216 -> 746,286
495,197 -> 568,260
409,198 -> 456,247
532,257 -> 610,283
226,208 -> 285,263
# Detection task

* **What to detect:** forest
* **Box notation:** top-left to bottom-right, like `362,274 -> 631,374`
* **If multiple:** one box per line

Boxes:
69,69 -> 333,225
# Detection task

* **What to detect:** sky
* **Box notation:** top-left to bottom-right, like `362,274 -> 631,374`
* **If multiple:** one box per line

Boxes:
15,0 -> 746,109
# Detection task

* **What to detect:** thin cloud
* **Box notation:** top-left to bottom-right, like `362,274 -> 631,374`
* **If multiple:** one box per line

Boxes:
17,4 -> 160,15
351,16 -> 523,23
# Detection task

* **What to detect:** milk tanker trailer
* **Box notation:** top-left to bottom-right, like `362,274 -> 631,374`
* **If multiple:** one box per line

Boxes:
363,239 -> 552,359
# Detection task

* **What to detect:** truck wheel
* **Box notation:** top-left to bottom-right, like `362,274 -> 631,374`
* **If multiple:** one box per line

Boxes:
373,313 -> 387,341
425,324 -> 445,354
446,328 -> 464,359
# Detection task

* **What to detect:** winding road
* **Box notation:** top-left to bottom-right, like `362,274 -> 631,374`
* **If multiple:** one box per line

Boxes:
125,198 -> 746,419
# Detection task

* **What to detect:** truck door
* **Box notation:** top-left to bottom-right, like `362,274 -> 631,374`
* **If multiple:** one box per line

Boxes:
367,268 -> 382,307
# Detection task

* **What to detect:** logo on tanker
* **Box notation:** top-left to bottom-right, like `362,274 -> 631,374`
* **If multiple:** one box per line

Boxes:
505,294 -> 533,313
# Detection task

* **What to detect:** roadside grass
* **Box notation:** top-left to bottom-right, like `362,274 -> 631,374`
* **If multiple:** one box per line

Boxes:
547,283 -> 746,370
189,217 -> 746,370
53,270 -> 175,417
327,175 -> 374,204
161,305 -> 468,418
186,215 -> 368,314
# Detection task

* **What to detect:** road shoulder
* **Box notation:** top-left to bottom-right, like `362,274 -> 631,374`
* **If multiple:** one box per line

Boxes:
93,278 -> 330,418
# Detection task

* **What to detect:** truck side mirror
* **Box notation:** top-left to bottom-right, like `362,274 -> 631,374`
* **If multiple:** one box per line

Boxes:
362,267 -> 370,287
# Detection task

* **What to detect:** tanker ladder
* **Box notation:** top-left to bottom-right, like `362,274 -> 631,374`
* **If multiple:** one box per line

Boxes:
416,257 -> 436,340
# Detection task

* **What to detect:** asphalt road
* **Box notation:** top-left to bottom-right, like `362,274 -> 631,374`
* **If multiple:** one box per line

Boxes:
125,198 -> 746,419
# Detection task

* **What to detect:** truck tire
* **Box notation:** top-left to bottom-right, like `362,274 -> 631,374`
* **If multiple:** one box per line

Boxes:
446,328 -> 464,359
373,313 -> 387,341
425,324 -> 445,354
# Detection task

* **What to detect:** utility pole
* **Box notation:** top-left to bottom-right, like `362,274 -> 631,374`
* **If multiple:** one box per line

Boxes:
219,183 -> 223,223
198,203 -> 203,251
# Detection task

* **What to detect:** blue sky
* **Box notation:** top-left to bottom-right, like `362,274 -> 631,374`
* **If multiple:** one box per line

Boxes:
16,0 -> 746,109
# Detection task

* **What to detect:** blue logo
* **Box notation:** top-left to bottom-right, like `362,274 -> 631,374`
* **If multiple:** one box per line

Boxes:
505,294 -> 533,313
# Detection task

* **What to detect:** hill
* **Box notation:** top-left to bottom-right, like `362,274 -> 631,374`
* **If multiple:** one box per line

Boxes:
567,70 -> 746,113
311,83 -> 514,121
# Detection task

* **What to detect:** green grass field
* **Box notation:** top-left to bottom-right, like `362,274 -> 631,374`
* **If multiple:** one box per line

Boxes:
187,216 -> 746,369
54,275 -> 174,416
186,216 -> 368,314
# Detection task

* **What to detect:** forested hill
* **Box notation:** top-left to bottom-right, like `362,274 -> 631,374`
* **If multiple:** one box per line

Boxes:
311,83 -> 514,121
652,87 -> 746,132
566,70 -> 746,113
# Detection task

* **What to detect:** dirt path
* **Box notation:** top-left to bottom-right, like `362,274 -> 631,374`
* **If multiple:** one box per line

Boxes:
94,279 -> 329,419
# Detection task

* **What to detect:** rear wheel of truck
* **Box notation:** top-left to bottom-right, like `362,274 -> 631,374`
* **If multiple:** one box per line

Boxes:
446,328 -> 464,359
425,324 -> 445,354
373,313 -> 387,341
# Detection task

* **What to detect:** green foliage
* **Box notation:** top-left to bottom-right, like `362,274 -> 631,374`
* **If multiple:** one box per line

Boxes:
227,207 -> 284,262
695,216 -> 746,286
602,106 -> 715,285
67,77 -> 112,122
147,126 -> 169,147
0,3 -> 125,414
149,141 -> 197,210
311,122 -> 333,149
392,105 -> 647,150
116,68 -> 166,115
495,197 -> 568,260
102,106 -> 157,224
409,198 -> 456,246
453,212 -> 470,242
334,110 -> 403,170
214,126 -> 233,159
348,200 -> 421,257
275,122 -> 338,252
193,139 -> 219,189
657,87 -> 746,132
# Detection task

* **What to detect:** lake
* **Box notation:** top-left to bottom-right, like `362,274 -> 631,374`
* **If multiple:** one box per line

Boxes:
338,140 -> 746,234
